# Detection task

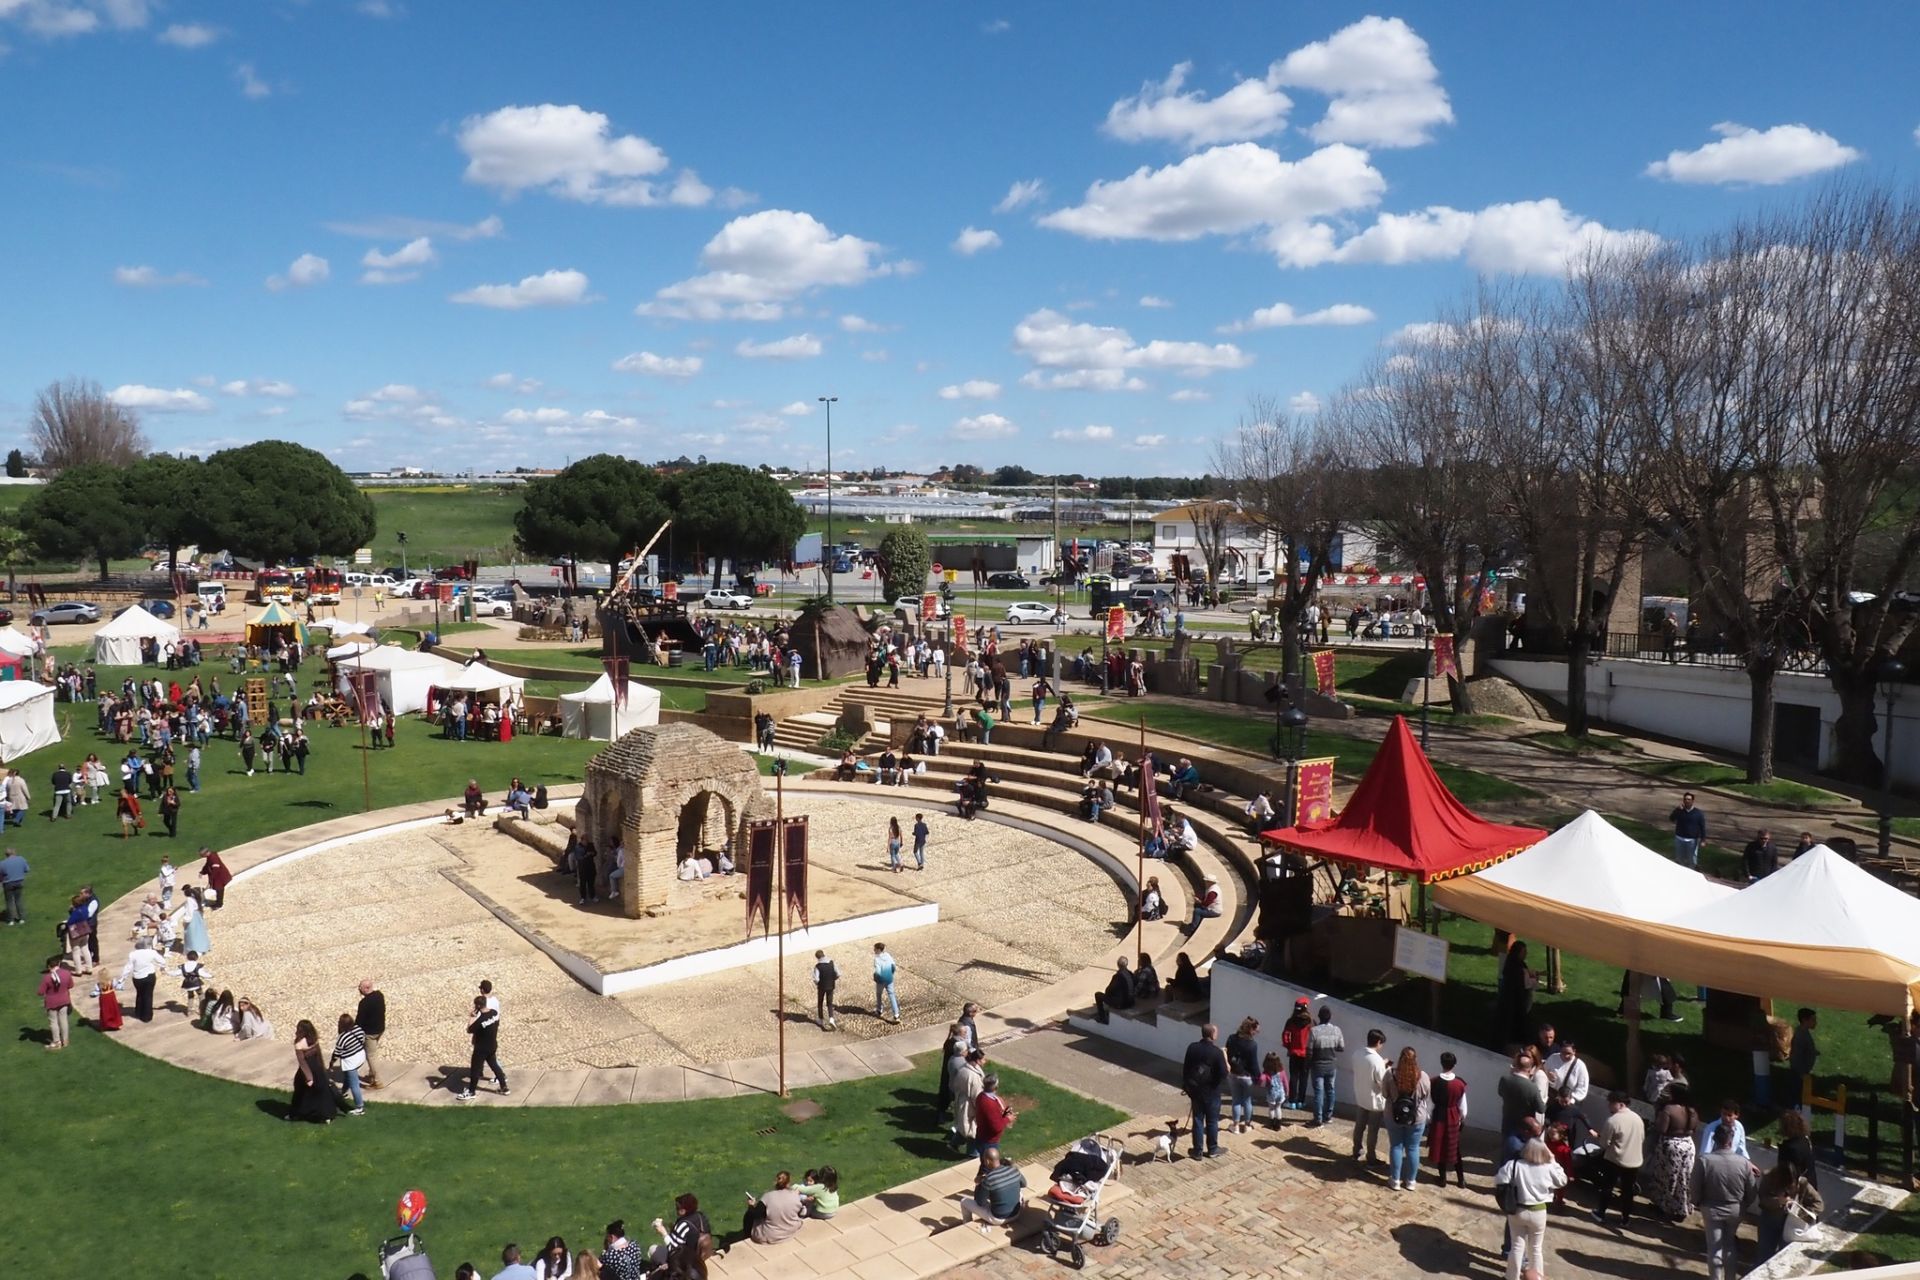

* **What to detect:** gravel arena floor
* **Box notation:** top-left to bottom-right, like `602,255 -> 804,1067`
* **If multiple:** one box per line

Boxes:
205,794 -> 1130,1070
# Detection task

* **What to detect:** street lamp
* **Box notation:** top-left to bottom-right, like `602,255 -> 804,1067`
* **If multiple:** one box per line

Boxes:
819,396 -> 837,601
1879,656 -> 1906,861
1278,704 -> 1310,827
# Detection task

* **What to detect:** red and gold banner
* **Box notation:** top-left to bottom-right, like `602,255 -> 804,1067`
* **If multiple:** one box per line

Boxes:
1432,634 -> 1458,681
1105,605 -> 1127,642
952,614 -> 968,654
603,655 -> 630,710
783,816 -> 810,927
744,820 -> 776,937
1311,649 -> 1337,696
1139,750 -> 1162,840
662,580 -> 678,601
1295,757 -> 1337,824
921,592 -> 938,622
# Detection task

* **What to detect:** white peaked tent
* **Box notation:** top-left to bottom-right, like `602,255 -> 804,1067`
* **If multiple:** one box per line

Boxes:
430,661 -> 527,706
0,680 -> 60,761
0,628 -> 38,658
558,673 -> 662,740
325,620 -> 375,637
333,644 -> 465,716
91,605 -> 180,666
326,638 -> 376,661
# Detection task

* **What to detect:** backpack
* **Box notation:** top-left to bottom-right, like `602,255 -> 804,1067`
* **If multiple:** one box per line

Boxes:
1391,1091 -> 1418,1126
1495,1162 -> 1522,1214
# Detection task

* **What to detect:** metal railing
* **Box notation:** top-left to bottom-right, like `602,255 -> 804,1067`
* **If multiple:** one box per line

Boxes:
1602,632 -> 1829,675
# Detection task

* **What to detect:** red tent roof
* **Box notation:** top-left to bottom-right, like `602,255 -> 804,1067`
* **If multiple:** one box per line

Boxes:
1260,715 -> 1544,883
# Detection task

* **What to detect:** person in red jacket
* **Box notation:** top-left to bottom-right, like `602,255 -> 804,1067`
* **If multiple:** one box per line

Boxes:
1280,997 -> 1313,1112
973,1073 -> 1017,1156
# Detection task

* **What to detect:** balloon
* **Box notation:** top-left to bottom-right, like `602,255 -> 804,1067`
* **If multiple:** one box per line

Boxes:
397,1188 -> 428,1232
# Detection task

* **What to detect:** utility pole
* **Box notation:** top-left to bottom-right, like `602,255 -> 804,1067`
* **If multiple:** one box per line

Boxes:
1052,478 -> 1062,619
819,396 -> 837,602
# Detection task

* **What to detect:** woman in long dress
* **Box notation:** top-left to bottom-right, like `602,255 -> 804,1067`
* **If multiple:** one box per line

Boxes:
288,1019 -> 339,1124
1645,1083 -> 1699,1219
1427,1052 -> 1469,1187
174,887 -> 212,957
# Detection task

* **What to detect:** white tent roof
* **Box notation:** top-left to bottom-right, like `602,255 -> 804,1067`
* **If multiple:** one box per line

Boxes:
340,644 -> 461,674
431,661 -> 527,695
1665,845 -> 1920,967
557,672 -> 662,740
0,679 -> 54,712
93,603 -> 179,640
0,628 -> 37,657
0,679 -> 60,761
1459,809 -> 1736,920
326,639 -> 376,660
325,620 -> 375,636
558,672 -> 661,709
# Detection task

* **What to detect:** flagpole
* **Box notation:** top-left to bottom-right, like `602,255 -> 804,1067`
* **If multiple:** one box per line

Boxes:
1134,713 -> 1147,963
774,758 -> 788,1097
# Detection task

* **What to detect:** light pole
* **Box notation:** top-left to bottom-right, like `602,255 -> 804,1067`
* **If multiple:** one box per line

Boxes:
1420,629 -> 1433,751
819,396 -> 837,601
1879,657 -> 1906,861
1278,704 -> 1309,826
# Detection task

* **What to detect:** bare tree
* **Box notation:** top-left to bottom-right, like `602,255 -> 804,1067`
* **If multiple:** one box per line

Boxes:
30,378 -> 148,474
1214,396 -> 1349,678
1186,498 -> 1236,607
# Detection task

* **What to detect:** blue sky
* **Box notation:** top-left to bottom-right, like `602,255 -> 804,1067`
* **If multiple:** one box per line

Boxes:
2,2 -> 1916,475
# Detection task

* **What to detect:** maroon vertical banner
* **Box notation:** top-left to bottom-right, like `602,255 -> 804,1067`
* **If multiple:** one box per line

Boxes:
350,668 -> 381,723
745,820 -> 776,937
782,816 -> 810,928
1140,750 -> 1162,840
1432,634 -> 1458,681
603,655 -> 629,710
1312,649 -> 1337,697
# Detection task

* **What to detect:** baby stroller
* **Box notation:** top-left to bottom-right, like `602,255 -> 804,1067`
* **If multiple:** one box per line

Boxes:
378,1233 -> 437,1280
1038,1135 -> 1123,1269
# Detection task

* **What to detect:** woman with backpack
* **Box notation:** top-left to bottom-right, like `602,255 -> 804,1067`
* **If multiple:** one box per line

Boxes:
1383,1046 -> 1432,1192
1224,1016 -> 1262,1135
1494,1138 -> 1568,1280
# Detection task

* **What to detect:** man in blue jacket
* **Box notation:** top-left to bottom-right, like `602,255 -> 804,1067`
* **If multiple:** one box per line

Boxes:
1670,792 -> 1706,867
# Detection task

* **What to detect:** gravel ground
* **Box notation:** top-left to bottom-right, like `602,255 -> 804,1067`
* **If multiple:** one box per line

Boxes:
199,794 -> 1127,1069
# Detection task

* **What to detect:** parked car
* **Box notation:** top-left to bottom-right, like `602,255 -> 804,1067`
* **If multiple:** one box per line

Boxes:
149,560 -> 198,576
1127,587 -> 1174,612
1132,568 -> 1163,584
1005,601 -> 1063,625
986,572 -> 1030,590
471,596 -> 513,618
893,595 -> 950,619
702,589 -> 754,611
138,599 -> 177,619
1234,568 -> 1276,585
33,601 -> 100,625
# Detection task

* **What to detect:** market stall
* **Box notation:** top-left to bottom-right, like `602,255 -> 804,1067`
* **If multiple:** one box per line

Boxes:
245,601 -> 309,651
332,643 -> 465,717
0,679 -> 60,761
428,661 -> 527,741
91,605 -> 180,666
558,672 -> 663,740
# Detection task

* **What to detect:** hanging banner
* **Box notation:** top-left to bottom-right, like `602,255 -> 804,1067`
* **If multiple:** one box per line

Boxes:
921,592 -> 938,622
1432,634 -> 1458,681
952,614 -> 968,654
744,820 -> 777,937
348,668 -> 381,723
1105,605 -> 1127,642
1140,750 -> 1162,841
603,655 -> 630,710
1311,649 -> 1337,697
783,816 -> 810,927
1295,756 -> 1337,824
662,580 -> 678,602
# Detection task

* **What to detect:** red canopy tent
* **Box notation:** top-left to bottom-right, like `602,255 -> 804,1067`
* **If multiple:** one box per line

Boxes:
1261,715 -> 1545,883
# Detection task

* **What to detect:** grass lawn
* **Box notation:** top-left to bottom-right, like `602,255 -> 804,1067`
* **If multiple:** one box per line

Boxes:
0,699 -> 1113,1273
1840,1198 -> 1920,1264
1618,757 -> 1851,808
1080,701 -> 1538,807
520,678 -> 709,713
1524,730 -> 1636,756
363,485 -> 526,565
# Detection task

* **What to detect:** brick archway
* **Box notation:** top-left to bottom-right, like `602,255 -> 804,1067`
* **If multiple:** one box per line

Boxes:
578,723 -> 774,918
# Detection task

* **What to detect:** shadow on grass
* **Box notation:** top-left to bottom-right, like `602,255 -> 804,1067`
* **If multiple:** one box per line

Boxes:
17,1024 -> 52,1046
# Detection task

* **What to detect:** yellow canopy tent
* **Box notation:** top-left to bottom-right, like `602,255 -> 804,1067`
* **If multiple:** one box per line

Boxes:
245,601 -> 310,649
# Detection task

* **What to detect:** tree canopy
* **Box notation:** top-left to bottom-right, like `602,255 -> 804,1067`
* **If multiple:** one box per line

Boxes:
201,441 -> 375,564
876,527 -> 931,601
122,454 -> 212,568
668,462 -> 806,582
19,463 -> 143,579
514,453 -> 670,577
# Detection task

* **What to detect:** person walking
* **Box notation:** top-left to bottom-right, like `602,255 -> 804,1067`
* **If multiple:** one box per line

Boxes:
118,934 -> 165,1022
239,729 -> 257,777
186,743 -> 201,792
1495,1137 -> 1568,1280
1647,1083 -> 1701,1220
1428,1052 -> 1470,1187
0,846 -> 28,925
4,767 -> 29,827
330,1012 -> 369,1115
1692,1123 -> 1758,1280
356,979 -> 387,1089
1384,1047 -> 1432,1192
1224,1016 -> 1261,1135
49,762 -> 74,821
911,813 -> 930,870
1352,1028 -> 1390,1165
38,955 -> 74,1050
456,994 -> 508,1099
1670,791 -> 1706,868
886,816 -> 904,874
1307,1006 -> 1346,1127
872,942 -> 900,1023
159,785 -> 182,838
289,1019 -> 340,1125
1592,1089 -> 1647,1227
812,949 -> 839,1030
952,1047 -> 987,1150
1181,1022 -> 1229,1160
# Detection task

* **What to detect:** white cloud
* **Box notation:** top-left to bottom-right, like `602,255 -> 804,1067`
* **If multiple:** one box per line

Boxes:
839,314 -> 885,333
235,62 -> 270,99
1217,300 -> 1375,333
1138,295 -> 1173,309
157,21 -> 216,46
109,384 -> 210,412
938,380 -> 1002,401
113,264 -> 205,287
982,17 -> 1009,34
951,413 -> 1018,440
1050,424 -> 1116,442
779,401 -> 813,417
325,214 -> 503,242
1103,61 -> 1291,149
613,350 -> 702,378
640,210 -> 899,320
457,103 -> 715,207
265,252 -> 328,291
1013,308 -> 1251,392
1122,433 -> 1168,450
450,268 -> 591,309
1168,388 -> 1211,404
994,179 -> 1047,213
1389,321 -> 1463,348
370,384 -> 422,403
952,226 -> 1002,255
500,406 -> 641,436
735,333 -> 823,360
220,378 -> 297,398
1041,142 -> 1384,241
860,349 -> 890,363
1646,122 -> 1861,185
1289,391 -> 1322,415
484,372 -> 542,393
359,236 -> 435,284
1272,199 -> 1659,275
1272,16 -> 1452,148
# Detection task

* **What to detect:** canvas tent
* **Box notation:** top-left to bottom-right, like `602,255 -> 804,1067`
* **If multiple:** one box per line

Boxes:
1261,716 -> 1545,882
333,644 -> 464,716
324,620 -> 374,637
245,602 -> 308,649
325,638 -> 376,661
429,661 -> 526,706
558,673 -> 662,740
0,680 -> 60,761
92,605 -> 180,666
0,628 -> 38,658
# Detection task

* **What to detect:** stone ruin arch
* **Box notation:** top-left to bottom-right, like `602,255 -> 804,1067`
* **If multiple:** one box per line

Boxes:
577,723 -> 775,918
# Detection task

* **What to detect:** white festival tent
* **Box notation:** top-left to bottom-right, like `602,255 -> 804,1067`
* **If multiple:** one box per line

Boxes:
0,680 -> 60,762
0,628 -> 38,658
90,605 -> 181,666
558,673 -> 662,740
325,639 -> 376,661
325,620 -> 375,636
429,661 -> 527,707
332,644 -> 465,716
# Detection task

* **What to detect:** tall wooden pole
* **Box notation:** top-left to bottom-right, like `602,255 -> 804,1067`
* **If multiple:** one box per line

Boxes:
1133,713 -> 1147,963
775,761 -> 788,1097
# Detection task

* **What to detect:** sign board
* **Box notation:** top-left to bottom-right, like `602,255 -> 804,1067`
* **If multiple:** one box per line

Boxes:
930,562 -> 944,575
662,580 -> 679,602
1393,927 -> 1450,983
920,592 -> 938,622
354,547 -> 372,565
944,567 -> 959,583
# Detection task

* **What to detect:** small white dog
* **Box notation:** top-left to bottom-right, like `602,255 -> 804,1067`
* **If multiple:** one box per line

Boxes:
1151,1120 -> 1179,1163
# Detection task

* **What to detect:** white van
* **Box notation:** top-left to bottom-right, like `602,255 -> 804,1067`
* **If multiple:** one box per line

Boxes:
196,580 -> 228,612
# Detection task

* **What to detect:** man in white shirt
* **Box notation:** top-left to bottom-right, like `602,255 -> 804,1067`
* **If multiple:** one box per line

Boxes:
1351,1029 -> 1390,1165
1167,814 -> 1198,857
1548,1041 -> 1590,1105
1696,1101 -> 1749,1159
118,935 -> 166,1022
